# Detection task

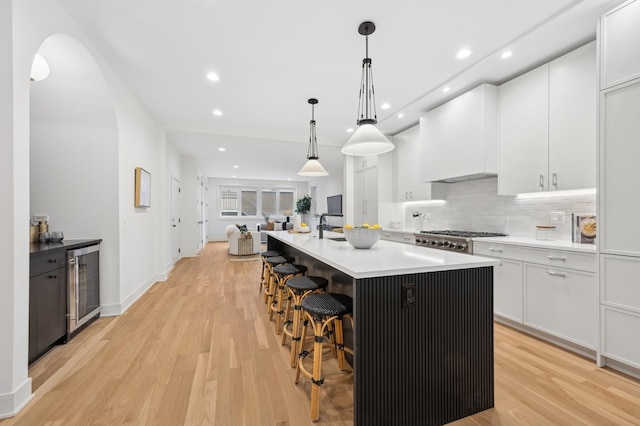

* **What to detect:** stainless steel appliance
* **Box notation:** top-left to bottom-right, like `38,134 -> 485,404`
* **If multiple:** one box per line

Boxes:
67,244 -> 100,336
414,230 -> 507,254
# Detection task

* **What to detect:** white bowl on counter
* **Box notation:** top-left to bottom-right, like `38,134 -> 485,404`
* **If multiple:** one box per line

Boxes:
343,227 -> 381,249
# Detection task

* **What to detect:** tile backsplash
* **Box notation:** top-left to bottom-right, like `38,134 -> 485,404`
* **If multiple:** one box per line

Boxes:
404,177 -> 595,242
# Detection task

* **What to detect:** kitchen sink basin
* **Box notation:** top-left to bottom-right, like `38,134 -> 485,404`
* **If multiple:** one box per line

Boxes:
328,237 -> 347,242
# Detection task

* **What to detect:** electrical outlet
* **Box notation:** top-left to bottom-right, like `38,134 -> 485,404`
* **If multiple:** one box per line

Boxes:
550,211 -> 565,224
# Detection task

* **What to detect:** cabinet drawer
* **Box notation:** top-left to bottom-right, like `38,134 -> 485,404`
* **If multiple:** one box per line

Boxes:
473,242 -> 595,272
524,263 -> 597,349
30,250 -> 66,277
602,307 -> 640,368
381,232 -> 414,245
601,255 -> 640,313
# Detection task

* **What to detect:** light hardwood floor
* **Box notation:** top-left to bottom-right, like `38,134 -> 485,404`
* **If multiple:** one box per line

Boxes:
3,242 -> 640,425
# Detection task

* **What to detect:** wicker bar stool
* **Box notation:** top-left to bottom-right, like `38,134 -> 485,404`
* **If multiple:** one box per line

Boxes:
264,255 -> 294,305
259,250 -> 281,294
269,263 -> 308,334
295,293 -> 354,422
281,276 -> 329,367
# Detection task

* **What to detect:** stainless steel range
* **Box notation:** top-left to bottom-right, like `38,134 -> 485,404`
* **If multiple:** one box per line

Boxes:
413,230 -> 507,254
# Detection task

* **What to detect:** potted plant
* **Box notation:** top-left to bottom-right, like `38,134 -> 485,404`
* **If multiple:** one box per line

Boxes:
295,194 -> 312,223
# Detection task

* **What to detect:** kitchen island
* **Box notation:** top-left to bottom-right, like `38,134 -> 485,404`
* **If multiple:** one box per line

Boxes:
266,230 -> 499,425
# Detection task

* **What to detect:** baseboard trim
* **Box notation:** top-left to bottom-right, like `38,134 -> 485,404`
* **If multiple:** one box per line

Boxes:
100,266 -> 172,317
0,378 -> 32,419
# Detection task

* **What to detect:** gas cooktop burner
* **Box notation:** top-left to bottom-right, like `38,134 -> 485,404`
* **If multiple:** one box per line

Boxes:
414,230 -> 507,254
420,230 -> 507,238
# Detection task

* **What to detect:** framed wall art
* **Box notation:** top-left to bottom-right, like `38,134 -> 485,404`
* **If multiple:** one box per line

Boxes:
134,167 -> 151,208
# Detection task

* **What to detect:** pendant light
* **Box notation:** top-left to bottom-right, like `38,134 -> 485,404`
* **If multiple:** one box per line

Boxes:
341,21 -> 394,156
298,98 -> 329,177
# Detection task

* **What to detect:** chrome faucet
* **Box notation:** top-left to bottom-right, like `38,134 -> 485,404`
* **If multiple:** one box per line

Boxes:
318,213 -> 343,239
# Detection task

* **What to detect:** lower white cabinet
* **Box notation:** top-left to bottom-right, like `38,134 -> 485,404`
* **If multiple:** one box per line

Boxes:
494,259 -> 523,322
601,307 -> 640,369
524,264 -> 597,349
474,240 -> 597,353
599,254 -> 640,369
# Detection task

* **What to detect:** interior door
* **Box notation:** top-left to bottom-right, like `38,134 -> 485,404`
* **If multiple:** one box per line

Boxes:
171,176 -> 181,263
196,176 -> 204,253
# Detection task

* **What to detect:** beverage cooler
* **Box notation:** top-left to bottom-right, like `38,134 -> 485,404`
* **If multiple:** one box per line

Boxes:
67,243 -> 100,336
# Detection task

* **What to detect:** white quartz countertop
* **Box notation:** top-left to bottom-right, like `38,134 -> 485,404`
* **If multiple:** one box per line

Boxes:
266,230 -> 499,279
473,236 -> 597,253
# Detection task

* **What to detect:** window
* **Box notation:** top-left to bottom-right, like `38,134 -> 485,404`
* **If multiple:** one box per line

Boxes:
219,185 -> 296,218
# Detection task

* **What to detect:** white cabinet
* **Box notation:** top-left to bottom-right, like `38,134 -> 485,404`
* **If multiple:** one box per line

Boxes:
354,166 -> 377,225
498,42 -> 596,195
524,263 -> 597,349
493,259 -> 523,322
600,80 -> 640,256
600,255 -> 640,369
598,0 -> 640,376
600,0 -> 640,89
380,230 -> 415,245
474,240 -> 597,352
392,125 -> 446,202
354,155 -> 377,172
420,84 -> 499,183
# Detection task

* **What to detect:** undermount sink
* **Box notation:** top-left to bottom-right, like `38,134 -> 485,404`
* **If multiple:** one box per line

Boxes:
328,237 -> 347,242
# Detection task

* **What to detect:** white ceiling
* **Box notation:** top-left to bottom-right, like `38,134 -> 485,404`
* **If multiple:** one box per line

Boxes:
57,0 -> 623,181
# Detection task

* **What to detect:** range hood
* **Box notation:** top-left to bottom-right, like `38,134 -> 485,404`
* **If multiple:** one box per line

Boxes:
419,84 -> 499,184
431,172 -> 497,184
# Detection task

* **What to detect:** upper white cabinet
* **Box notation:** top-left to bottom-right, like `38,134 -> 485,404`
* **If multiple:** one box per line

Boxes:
354,155 -> 378,172
498,42 -> 596,195
354,165 -> 378,225
392,124 -> 446,202
600,0 -> 640,89
498,64 -> 549,195
420,84 -> 499,183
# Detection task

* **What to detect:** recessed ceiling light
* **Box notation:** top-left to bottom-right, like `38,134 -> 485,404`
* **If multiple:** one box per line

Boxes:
233,165 -> 239,168
218,147 -> 226,152
381,103 -> 390,110
232,175 -> 236,178
501,51 -> 513,59
397,113 -> 404,118
456,48 -> 471,59
287,178 -> 291,181
212,109 -> 223,116
442,86 -> 451,93
347,128 -> 354,133
206,72 -> 219,81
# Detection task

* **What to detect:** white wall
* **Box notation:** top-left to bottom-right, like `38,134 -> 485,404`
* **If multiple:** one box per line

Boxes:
403,177 -> 595,241
1,0 -> 176,416
30,34 -> 120,308
179,156 -> 200,257
207,177 -> 309,241
0,0 -> 32,417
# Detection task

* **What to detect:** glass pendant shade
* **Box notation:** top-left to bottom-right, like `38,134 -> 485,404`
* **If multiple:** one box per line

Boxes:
341,21 -> 394,156
298,98 -> 329,177
298,158 -> 329,176
341,123 -> 394,156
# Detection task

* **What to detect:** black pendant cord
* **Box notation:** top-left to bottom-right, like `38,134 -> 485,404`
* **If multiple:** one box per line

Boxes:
307,101 -> 319,160
356,33 -> 377,126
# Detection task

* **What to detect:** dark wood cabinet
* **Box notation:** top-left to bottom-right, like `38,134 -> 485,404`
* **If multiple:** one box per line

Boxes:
29,250 -> 67,364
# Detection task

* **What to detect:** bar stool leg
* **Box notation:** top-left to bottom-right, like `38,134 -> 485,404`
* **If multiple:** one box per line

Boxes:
310,314 -> 324,422
334,318 -> 347,371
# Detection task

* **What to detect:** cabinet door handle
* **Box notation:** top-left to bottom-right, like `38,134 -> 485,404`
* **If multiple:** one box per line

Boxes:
546,256 -> 566,261
552,172 -> 558,188
489,248 -> 502,253
48,259 -> 57,263
547,270 -> 566,277
539,174 -> 544,189
409,191 -> 413,200
48,275 -> 57,279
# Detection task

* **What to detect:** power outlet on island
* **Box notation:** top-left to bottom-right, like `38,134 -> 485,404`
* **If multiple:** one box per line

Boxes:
550,211 -> 565,224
